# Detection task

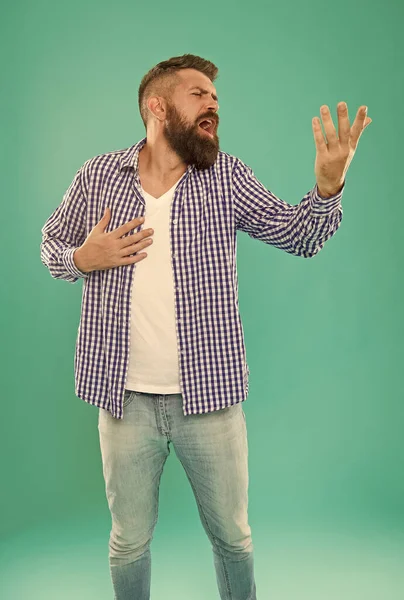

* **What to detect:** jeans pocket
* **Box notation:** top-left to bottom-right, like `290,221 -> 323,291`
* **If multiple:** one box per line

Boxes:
123,389 -> 134,407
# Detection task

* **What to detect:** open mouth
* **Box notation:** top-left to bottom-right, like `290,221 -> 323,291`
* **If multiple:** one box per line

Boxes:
197,118 -> 216,138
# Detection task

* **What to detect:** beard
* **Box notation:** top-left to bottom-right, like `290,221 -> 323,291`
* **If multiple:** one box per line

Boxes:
162,102 -> 220,170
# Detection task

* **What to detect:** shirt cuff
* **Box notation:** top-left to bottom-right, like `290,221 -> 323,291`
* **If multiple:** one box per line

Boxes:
310,181 -> 345,216
63,247 -> 90,279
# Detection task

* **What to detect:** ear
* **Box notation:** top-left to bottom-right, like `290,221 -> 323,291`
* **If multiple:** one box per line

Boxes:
148,96 -> 165,121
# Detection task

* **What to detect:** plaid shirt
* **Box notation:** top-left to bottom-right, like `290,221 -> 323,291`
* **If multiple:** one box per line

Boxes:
40,136 -> 344,419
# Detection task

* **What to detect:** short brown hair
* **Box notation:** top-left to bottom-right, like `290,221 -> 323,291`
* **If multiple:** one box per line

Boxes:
138,54 -> 219,129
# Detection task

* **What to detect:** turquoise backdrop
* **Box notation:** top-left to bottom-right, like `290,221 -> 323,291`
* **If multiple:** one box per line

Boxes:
2,0 -> 403,598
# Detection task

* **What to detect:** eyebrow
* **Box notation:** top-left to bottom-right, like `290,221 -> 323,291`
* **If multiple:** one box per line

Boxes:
189,86 -> 219,102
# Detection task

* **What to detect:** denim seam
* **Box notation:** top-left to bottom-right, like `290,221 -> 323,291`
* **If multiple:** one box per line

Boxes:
176,456 -> 232,598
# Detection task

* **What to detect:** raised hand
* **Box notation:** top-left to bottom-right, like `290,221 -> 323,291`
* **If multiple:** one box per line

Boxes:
312,102 -> 372,198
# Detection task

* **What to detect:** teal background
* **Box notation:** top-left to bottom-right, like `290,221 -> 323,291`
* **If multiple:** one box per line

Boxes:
2,0 -> 403,598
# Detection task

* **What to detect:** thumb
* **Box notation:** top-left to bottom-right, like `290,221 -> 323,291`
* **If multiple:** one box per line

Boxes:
97,207 -> 110,229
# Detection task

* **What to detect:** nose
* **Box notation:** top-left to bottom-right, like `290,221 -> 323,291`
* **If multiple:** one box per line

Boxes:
206,97 -> 219,115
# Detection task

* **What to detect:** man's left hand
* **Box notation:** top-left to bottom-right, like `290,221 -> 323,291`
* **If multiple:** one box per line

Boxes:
313,102 -> 372,198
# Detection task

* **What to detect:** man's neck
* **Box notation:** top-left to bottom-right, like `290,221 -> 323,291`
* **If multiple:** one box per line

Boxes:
139,141 -> 187,183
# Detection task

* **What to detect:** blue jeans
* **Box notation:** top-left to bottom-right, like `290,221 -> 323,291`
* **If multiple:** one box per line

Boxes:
98,391 -> 257,600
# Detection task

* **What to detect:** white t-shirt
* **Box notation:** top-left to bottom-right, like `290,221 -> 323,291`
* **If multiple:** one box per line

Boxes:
125,180 -> 182,394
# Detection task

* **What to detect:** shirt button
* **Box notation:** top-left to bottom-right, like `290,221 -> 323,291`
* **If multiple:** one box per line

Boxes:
173,219 -> 178,224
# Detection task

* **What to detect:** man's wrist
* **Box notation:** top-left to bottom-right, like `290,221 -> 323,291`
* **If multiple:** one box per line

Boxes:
73,247 -> 91,273
317,181 -> 345,199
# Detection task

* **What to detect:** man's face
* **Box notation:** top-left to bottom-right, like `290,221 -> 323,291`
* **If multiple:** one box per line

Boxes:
162,70 -> 220,170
